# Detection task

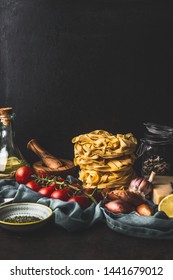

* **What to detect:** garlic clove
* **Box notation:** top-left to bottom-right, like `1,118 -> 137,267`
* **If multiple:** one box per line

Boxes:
128,176 -> 154,196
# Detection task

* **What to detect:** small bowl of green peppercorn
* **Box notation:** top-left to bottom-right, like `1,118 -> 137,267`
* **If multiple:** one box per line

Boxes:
0,202 -> 53,232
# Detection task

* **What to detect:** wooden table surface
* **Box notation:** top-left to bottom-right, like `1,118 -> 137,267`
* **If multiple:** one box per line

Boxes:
0,218 -> 173,260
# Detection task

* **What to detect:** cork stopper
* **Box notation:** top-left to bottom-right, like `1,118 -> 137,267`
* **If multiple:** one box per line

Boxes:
0,107 -> 13,125
0,107 -> 13,116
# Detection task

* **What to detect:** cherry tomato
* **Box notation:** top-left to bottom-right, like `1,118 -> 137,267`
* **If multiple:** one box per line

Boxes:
84,188 -> 103,203
71,183 -> 82,190
64,186 -> 75,196
38,185 -> 55,197
50,189 -> 70,201
15,166 -> 34,184
93,192 -> 103,203
48,182 -> 59,189
58,178 -> 65,182
68,195 -> 91,209
37,171 -> 50,178
26,181 -> 41,192
66,183 -> 82,195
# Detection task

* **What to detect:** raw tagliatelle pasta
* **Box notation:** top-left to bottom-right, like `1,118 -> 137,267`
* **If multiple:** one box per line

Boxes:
72,130 -> 137,189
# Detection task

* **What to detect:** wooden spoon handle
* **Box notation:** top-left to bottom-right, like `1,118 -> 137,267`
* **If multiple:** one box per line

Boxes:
27,139 -> 63,169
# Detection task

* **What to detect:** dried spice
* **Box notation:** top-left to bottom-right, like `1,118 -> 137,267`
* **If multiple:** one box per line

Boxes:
4,216 -> 41,223
142,155 -> 170,175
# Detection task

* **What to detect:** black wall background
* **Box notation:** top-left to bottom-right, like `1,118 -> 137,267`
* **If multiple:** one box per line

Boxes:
0,0 -> 173,165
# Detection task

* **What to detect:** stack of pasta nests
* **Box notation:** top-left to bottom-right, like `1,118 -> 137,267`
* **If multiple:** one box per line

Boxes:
72,130 -> 137,189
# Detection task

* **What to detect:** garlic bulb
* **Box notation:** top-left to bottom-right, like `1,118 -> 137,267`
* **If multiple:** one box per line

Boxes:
128,171 -> 156,196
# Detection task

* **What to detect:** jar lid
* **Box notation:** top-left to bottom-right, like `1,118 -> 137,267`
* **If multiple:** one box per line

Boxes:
144,122 -> 173,137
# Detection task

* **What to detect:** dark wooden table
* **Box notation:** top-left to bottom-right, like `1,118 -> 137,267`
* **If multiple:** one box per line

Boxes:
0,218 -> 172,260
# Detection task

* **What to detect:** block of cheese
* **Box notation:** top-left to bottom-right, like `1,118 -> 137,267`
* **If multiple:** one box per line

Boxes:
152,184 -> 173,205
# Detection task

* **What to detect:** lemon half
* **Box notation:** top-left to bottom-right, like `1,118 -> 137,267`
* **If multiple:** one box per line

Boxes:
158,194 -> 173,218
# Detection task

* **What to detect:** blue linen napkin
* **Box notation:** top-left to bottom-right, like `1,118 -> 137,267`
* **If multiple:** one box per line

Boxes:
1,179 -> 173,238
0,179 -> 104,232
101,205 -> 173,239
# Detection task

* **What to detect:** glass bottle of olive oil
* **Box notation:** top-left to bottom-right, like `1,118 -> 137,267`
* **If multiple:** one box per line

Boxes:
0,107 -> 28,179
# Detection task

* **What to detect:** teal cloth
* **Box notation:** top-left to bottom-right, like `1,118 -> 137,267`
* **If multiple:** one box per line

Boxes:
100,205 -> 173,239
1,179 -> 173,239
0,179 -> 104,232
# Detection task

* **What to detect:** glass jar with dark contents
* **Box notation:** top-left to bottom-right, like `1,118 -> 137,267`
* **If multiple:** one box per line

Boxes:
137,123 -> 173,176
